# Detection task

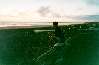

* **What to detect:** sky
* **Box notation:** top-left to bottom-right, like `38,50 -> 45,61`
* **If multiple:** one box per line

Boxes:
0,0 -> 99,22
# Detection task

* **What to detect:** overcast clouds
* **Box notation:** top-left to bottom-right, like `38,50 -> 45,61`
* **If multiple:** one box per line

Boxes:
0,0 -> 99,22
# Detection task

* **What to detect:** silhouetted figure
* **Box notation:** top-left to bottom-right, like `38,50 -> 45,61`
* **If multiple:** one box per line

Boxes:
53,22 -> 65,46
52,22 -> 65,65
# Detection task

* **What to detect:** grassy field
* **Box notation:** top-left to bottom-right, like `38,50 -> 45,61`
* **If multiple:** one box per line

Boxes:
0,22 -> 98,65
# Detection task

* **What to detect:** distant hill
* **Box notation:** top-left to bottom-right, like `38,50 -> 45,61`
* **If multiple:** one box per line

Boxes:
75,15 -> 99,22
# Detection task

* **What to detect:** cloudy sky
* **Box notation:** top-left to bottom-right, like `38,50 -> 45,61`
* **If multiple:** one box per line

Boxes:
0,0 -> 99,22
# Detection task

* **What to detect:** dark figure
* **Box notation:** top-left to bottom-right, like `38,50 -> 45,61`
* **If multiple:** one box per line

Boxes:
52,22 -> 65,65
53,22 -> 65,44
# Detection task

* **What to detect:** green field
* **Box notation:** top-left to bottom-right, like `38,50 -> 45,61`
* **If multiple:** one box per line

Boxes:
0,22 -> 99,65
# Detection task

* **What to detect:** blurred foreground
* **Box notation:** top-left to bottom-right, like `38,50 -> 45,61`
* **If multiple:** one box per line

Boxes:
0,22 -> 98,65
